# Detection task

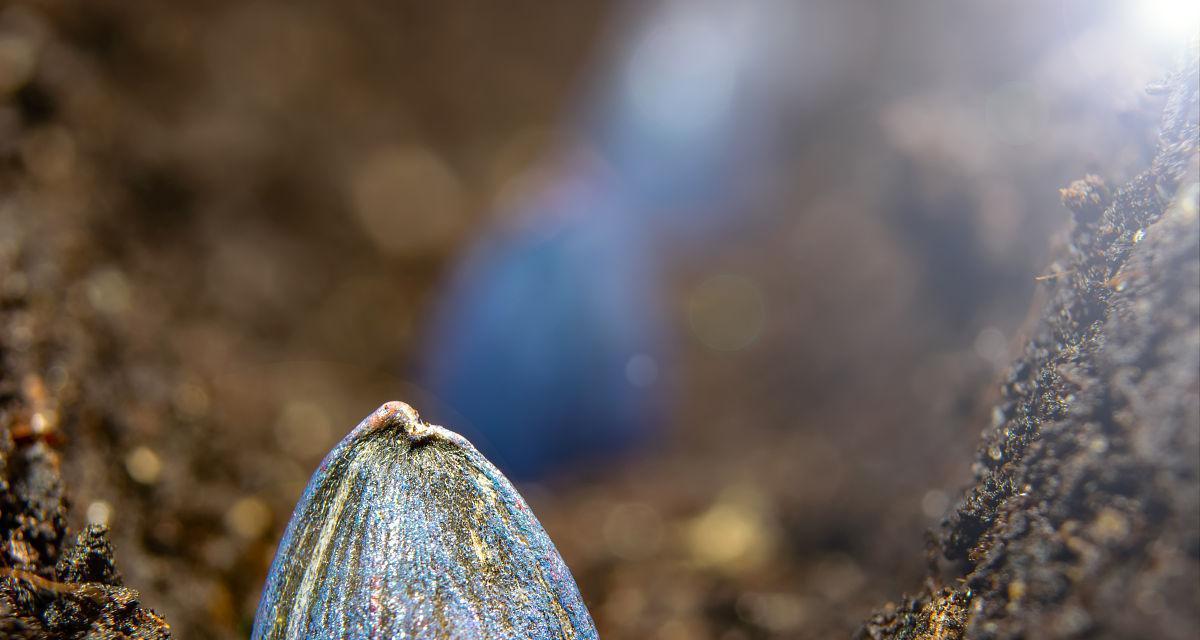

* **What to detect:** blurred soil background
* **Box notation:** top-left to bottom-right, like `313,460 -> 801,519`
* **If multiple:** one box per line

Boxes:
0,0 -> 1191,638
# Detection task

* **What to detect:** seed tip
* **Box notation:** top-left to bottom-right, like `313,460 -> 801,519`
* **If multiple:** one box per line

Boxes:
374,401 -> 434,443
378,401 -> 420,424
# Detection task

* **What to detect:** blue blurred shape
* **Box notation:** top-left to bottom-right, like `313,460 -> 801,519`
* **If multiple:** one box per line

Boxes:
420,0 -> 773,479
423,183 -> 665,480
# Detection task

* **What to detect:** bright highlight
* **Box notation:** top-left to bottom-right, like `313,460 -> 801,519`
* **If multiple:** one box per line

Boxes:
1132,0 -> 1200,43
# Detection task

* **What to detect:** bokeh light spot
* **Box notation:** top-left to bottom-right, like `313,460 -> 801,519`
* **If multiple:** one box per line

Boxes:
973,326 -> 1008,368
225,496 -> 272,540
274,400 -> 334,460
85,267 -> 132,317
687,274 -> 767,352
602,502 -> 664,560
125,446 -> 163,485
86,500 -> 112,527
348,145 -> 464,257
624,353 -> 659,388
921,489 -> 951,520
0,31 -> 35,95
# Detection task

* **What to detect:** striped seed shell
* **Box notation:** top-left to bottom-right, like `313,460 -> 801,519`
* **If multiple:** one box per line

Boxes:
252,401 -> 598,639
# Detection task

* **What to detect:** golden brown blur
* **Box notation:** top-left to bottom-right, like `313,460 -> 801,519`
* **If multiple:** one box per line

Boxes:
1,0 -> 1197,639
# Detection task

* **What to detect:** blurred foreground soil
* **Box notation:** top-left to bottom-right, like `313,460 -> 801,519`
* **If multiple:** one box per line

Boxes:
0,1 -> 1195,639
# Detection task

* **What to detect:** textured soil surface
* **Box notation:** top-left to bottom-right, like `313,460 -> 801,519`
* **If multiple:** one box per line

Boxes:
0,2 -> 1195,639
859,49 -> 1199,640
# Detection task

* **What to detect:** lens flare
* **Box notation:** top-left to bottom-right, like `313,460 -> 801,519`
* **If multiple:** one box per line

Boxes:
1130,0 -> 1200,43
